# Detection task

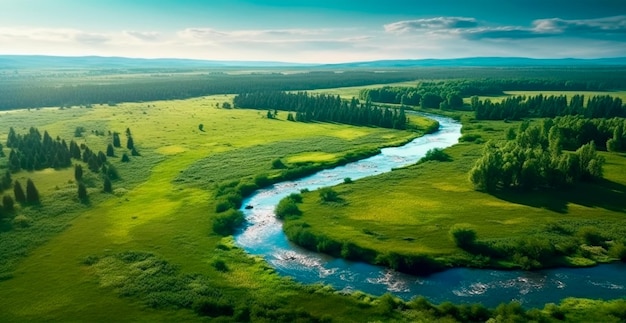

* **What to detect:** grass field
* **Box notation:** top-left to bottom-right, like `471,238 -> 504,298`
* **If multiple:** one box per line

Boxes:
0,96 -> 427,322
289,115 -> 626,270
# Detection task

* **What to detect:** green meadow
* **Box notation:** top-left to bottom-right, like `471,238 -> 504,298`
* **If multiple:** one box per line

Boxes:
0,96 -> 427,322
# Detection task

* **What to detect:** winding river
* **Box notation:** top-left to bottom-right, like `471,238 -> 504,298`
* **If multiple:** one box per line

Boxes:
235,113 -> 626,308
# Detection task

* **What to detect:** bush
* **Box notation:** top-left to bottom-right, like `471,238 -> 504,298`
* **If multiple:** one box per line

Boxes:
212,210 -> 245,236
418,148 -> 451,164
459,133 -> 482,142
271,158 -> 286,169
319,187 -> 340,202
449,224 -> 477,250
275,198 -> 301,219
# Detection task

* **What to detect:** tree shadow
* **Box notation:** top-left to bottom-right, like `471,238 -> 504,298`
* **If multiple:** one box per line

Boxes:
492,178 -> 626,214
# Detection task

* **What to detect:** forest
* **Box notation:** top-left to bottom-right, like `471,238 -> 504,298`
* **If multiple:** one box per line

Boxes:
233,91 -> 408,129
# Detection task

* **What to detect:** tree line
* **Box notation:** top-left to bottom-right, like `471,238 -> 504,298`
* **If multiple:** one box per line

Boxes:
358,78 -> 626,109
468,117 -> 625,192
472,94 -> 626,120
233,92 -> 408,130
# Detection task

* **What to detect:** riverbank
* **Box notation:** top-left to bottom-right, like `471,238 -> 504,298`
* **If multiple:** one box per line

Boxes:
281,115 -> 626,274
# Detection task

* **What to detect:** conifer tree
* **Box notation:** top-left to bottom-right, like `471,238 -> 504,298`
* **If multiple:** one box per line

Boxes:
74,164 -> 83,182
14,181 -> 26,204
26,179 -> 40,204
112,132 -> 121,148
78,182 -> 88,201
126,136 -> 134,150
103,177 -> 112,193
106,143 -> 115,157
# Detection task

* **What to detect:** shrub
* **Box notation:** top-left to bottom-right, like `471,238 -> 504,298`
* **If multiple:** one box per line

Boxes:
12,214 -> 32,228
577,226 -> 605,246
275,198 -> 301,219
271,158 -> 286,169
319,187 -> 340,203
212,210 -> 245,236
418,148 -> 451,164
212,259 -> 228,272
459,133 -> 482,142
344,177 -> 353,184
449,224 -> 477,250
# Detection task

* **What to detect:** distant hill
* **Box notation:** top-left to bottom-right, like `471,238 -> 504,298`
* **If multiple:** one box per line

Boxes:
323,57 -> 626,68
1,55 -> 625,70
0,55 -> 310,69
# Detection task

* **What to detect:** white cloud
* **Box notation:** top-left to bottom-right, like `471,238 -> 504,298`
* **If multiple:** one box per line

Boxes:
384,17 -> 479,33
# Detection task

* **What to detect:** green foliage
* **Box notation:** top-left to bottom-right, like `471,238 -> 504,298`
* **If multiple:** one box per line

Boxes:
449,224 -> 477,250
212,209 -> 244,236
121,153 -> 130,162
103,177 -> 112,193
318,187 -> 340,203
2,195 -> 14,213
25,179 -> 40,205
13,181 -> 26,204
275,198 -> 301,219
469,119 -> 608,191
271,158 -> 286,169
77,182 -> 88,201
418,148 -> 451,163
74,164 -> 83,182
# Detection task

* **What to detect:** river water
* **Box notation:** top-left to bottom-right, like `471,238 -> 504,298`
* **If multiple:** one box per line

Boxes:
234,113 -> 626,308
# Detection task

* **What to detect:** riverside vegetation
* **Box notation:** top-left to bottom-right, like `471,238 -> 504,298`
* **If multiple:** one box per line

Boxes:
1,66 -> 626,322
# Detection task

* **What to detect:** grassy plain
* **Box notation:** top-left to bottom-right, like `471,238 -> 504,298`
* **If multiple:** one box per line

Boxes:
0,96 -> 426,322
290,115 -> 626,269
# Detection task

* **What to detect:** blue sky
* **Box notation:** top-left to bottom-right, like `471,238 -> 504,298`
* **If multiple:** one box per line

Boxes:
1,0 -> 625,63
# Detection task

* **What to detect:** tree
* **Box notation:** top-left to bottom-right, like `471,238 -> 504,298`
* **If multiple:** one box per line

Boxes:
14,181 -> 26,204
121,153 -> 130,162
78,182 -> 88,201
74,164 -> 83,182
106,143 -> 115,157
112,132 -> 121,148
198,124 -> 204,132
131,147 -> 140,156
26,179 -> 40,204
3,195 -> 14,212
103,177 -> 112,193
126,136 -> 134,150
449,225 -> 477,250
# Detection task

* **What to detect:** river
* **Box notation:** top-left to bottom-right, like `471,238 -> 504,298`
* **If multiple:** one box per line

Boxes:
234,113 -> 626,308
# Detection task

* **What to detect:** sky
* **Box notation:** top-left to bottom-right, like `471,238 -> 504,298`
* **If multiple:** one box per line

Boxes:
1,0 -> 625,63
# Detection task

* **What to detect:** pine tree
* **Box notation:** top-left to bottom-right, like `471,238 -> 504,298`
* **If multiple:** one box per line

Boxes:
126,136 -> 134,150
112,132 -> 121,148
106,143 -> 115,157
14,181 -> 26,204
26,179 -> 40,204
131,147 -> 140,156
78,182 -> 88,201
74,164 -> 83,182
121,153 -> 130,163
103,177 -> 112,193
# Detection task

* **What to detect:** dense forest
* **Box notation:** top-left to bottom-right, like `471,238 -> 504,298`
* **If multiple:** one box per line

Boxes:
233,91 -> 408,129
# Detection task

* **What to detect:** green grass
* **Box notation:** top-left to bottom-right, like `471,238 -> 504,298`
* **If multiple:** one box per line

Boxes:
289,116 -> 626,270
0,96 -> 425,322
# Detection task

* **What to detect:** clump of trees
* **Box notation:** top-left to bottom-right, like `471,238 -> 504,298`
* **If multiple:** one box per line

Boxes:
469,118 -> 608,192
233,92 -> 408,130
